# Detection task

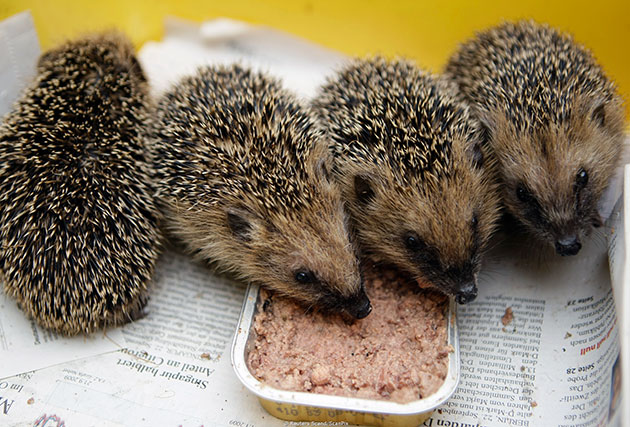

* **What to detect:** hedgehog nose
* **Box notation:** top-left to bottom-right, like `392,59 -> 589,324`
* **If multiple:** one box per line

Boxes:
353,298 -> 372,319
346,288 -> 372,319
555,235 -> 581,256
455,282 -> 477,305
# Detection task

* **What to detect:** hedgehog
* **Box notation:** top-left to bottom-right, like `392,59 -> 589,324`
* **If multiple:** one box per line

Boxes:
149,64 -> 371,319
0,32 -> 161,335
444,20 -> 626,256
312,57 -> 501,304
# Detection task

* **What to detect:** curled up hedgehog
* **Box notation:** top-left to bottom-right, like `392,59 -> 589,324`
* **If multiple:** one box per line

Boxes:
312,58 -> 501,304
150,64 -> 371,319
0,33 -> 161,334
445,20 -> 626,256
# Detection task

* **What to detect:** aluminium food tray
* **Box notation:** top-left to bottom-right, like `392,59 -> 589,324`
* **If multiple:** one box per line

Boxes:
231,282 -> 460,427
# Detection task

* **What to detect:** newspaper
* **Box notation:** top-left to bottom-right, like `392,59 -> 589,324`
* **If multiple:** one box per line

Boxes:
607,166 -> 630,427
0,12 -> 627,427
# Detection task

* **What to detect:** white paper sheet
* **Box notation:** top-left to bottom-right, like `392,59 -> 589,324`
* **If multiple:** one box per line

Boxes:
139,16 -> 346,99
1,250 -> 283,427
0,11 -> 40,119
606,165 -> 630,427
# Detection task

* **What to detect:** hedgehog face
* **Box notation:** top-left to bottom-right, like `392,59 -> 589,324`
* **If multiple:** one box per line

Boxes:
312,57 -> 503,303
225,182 -> 370,319
444,19 -> 627,256
337,140 -> 500,304
489,96 -> 625,256
167,181 -> 369,319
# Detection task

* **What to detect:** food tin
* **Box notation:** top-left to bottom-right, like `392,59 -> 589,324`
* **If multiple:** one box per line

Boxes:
231,283 -> 460,427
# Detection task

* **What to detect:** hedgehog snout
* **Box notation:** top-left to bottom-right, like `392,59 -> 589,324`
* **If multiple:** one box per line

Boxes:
436,262 -> 478,304
548,213 -> 588,256
455,281 -> 478,305
343,286 -> 372,319
555,235 -> 582,256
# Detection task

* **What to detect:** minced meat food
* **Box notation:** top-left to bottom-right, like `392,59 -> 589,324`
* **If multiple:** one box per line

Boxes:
247,264 -> 450,403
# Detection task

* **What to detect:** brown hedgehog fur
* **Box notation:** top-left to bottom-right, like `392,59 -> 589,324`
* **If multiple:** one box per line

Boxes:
150,64 -> 371,319
0,32 -> 161,335
445,20 -> 626,256
312,57 -> 501,304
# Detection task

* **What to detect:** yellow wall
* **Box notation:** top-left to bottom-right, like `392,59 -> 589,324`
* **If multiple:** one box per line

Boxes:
2,1 -> 629,117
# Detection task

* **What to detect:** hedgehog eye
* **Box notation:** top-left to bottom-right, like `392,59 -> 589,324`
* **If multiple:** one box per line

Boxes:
294,270 -> 316,284
471,214 -> 479,230
575,168 -> 588,189
354,175 -> 375,204
516,184 -> 534,203
404,232 -> 425,252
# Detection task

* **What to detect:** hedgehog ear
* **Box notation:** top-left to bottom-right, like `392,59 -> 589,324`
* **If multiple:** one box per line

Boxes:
354,175 -> 375,204
591,103 -> 606,128
317,158 -> 332,183
469,141 -> 484,169
226,207 -> 255,241
475,111 -> 495,144
479,122 -> 492,145
466,122 -> 490,169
